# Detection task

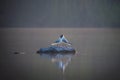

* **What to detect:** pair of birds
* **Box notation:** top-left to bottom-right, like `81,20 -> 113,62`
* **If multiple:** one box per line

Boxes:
51,35 -> 72,46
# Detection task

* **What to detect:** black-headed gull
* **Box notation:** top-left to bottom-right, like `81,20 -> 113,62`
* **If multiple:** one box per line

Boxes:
51,35 -> 71,46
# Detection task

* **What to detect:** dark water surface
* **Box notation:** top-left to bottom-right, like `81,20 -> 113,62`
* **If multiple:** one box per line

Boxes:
0,28 -> 120,80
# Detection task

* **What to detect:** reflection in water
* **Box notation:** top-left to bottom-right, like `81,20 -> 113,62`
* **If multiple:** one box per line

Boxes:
39,52 -> 75,73
37,35 -> 76,75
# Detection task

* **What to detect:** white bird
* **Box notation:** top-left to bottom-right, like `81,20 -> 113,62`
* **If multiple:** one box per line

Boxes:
51,35 -> 71,46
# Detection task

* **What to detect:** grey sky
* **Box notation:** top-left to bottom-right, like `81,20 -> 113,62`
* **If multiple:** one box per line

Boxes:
0,0 -> 120,28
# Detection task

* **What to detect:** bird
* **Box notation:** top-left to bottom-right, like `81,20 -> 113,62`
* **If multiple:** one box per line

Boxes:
51,35 -> 71,46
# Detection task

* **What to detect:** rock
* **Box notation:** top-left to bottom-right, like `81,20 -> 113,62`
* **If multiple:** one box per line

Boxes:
37,35 -> 76,54
13,51 -> 25,54
37,46 -> 75,54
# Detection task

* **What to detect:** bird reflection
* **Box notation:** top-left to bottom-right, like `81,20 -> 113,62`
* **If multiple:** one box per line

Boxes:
39,52 -> 75,73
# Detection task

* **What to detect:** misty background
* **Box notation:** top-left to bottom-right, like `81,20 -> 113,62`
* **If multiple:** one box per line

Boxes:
0,0 -> 120,80
0,0 -> 120,28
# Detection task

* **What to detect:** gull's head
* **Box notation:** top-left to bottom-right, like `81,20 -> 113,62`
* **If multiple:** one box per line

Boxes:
60,34 -> 64,38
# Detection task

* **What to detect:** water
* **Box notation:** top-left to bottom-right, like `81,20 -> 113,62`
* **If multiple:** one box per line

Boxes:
0,28 -> 120,80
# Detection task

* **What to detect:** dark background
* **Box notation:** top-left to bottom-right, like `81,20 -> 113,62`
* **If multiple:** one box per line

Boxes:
0,0 -> 120,28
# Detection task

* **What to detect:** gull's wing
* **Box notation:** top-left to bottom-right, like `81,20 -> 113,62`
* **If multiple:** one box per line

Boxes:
62,38 -> 69,43
54,38 -> 61,43
51,38 -> 61,45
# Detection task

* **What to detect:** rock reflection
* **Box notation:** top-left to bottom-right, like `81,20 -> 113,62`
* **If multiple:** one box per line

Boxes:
39,52 -> 75,73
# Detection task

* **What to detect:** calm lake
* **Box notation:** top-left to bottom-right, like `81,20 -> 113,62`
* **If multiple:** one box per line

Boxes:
0,28 -> 120,80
